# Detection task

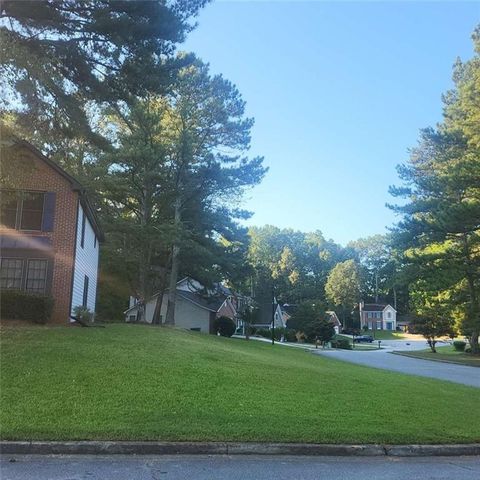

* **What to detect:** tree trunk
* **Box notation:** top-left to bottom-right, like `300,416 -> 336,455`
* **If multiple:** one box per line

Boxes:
462,233 -> 480,354
165,197 -> 181,326
152,275 -> 167,325
393,286 -> 397,310
470,331 -> 479,355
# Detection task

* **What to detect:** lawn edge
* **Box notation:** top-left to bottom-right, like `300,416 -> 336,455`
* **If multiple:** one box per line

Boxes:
1,441 -> 479,457
392,351 -> 480,368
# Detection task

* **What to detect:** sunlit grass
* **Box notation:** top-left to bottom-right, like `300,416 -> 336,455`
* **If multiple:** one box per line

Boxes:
1,324 -> 479,444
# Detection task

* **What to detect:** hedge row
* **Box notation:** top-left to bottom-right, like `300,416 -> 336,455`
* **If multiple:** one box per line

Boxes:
1,290 -> 54,324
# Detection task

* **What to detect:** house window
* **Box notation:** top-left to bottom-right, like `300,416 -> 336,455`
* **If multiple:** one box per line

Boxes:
0,258 -> 23,289
376,320 -> 382,330
0,190 -> 46,231
20,192 -> 45,230
0,191 -> 19,228
82,275 -> 89,307
80,212 -> 86,248
387,311 -> 392,318
367,312 -> 372,318
376,312 -> 381,319
26,259 -> 48,294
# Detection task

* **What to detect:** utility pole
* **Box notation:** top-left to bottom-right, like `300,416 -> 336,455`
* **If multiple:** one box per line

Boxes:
271,283 -> 275,346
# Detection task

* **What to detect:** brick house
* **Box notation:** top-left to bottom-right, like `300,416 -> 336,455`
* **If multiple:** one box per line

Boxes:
359,301 -> 397,331
0,136 -> 104,323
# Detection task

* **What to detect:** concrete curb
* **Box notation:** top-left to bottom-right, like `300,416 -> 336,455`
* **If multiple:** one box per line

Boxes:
1,441 -> 479,457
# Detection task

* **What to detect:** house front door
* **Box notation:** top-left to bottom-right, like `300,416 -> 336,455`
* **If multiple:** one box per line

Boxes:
386,322 -> 393,330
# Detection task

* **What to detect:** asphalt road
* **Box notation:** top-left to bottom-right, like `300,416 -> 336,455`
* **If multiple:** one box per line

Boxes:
313,349 -> 480,388
1,454 -> 480,480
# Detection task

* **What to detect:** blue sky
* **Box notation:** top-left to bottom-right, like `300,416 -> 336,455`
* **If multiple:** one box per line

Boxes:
184,1 -> 479,245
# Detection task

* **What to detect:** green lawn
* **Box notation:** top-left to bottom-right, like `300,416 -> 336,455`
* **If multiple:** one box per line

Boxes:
1,324 -> 479,444
362,329 -> 406,340
395,345 -> 480,368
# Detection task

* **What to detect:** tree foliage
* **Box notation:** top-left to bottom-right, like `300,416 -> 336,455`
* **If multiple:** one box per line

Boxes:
390,26 -> 480,353
325,259 -> 361,326
0,0 -> 207,145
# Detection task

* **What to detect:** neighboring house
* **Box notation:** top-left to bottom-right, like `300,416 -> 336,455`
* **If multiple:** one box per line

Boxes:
326,310 -> 342,334
396,314 -> 414,333
359,301 -> 397,331
0,136 -> 104,323
124,277 -> 238,334
250,301 -> 286,330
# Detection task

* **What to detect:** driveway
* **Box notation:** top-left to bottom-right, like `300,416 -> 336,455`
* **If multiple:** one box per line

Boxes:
313,348 -> 480,388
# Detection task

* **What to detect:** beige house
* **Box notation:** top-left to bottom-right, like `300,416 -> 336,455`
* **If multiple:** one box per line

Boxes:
124,277 -> 238,334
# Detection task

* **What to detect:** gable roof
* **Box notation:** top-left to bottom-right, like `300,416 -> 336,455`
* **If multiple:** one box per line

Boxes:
326,311 -> 342,327
124,287 -> 228,315
6,136 -> 105,242
177,289 -> 227,313
361,303 -> 396,312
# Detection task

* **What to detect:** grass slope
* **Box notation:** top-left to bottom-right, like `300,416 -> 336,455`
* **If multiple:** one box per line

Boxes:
1,324 -> 479,444
361,330 -> 406,340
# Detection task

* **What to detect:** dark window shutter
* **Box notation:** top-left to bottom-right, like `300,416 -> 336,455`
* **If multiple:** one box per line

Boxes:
81,211 -> 86,248
83,275 -> 89,307
41,192 -> 56,232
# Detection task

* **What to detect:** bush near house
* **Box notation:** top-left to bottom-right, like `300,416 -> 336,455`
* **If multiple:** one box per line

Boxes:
73,305 -> 94,324
255,327 -> 296,342
331,337 -> 352,350
214,316 -> 236,337
453,341 -> 467,352
0,290 -> 54,324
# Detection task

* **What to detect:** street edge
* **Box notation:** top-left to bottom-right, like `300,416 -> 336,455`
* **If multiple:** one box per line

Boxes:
1,441 -> 479,457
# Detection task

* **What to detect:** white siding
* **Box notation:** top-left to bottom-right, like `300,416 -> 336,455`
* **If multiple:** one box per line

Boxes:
71,202 -> 100,317
383,306 -> 397,330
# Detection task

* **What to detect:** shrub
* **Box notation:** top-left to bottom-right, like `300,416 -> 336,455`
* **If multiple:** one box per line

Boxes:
362,325 -> 369,332
465,346 -> 472,354
453,340 -> 466,352
285,328 -> 297,342
331,337 -> 352,350
73,305 -> 94,323
214,316 -> 236,337
273,327 -> 285,341
246,325 -> 256,336
1,290 -> 54,324
256,328 -> 270,338
304,319 -> 335,344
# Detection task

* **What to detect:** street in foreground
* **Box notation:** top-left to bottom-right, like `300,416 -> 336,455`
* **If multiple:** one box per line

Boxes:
1,454 -> 480,480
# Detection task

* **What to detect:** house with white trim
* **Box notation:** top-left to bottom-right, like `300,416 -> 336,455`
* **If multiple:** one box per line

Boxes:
326,310 -> 342,334
124,277 -> 238,334
0,135 -> 104,323
359,302 -> 397,331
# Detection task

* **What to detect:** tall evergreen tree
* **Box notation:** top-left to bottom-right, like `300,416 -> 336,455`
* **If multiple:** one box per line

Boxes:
161,59 -> 266,325
390,27 -> 480,352
101,58 -> 266,324
0,0 -> 207,145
